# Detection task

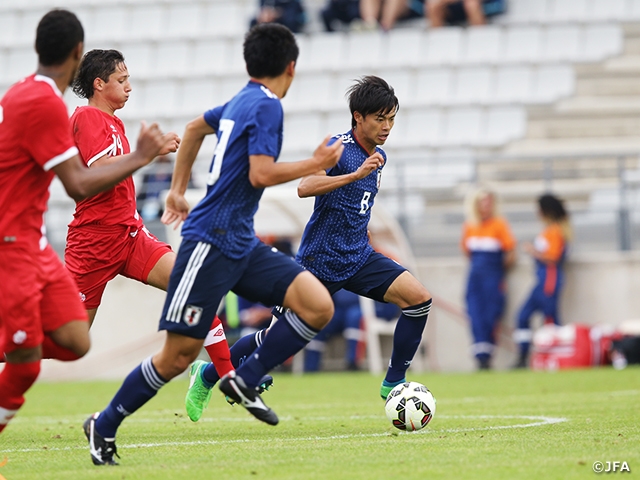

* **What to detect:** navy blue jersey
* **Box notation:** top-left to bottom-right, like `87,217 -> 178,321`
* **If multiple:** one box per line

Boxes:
180,81 -> 283,259
296,130 -> 385,281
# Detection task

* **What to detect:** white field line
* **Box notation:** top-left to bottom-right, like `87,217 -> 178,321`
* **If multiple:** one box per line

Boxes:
1,415 -> 567,454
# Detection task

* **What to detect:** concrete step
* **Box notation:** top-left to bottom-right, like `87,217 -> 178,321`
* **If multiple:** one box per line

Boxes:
503,136 -> 640,155
556,96 -> 640,113
526,115 -> 640,139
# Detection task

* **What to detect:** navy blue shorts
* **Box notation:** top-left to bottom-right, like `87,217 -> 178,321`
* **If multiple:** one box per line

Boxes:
159,239 -> 303,339
322,251 -> 406,302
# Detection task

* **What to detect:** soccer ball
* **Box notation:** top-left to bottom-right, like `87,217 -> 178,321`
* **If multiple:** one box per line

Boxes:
385,382 -> 436,431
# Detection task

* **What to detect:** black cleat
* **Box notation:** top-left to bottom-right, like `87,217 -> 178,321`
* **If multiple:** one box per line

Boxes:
219,371 -> 279,426
83,412 -> 119,466
225,374 -> 274,406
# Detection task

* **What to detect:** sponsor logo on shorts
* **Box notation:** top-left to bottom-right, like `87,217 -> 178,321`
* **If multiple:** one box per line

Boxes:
183,305 -> 203,327
79,292 -> 86,302
12,330 -> 26,345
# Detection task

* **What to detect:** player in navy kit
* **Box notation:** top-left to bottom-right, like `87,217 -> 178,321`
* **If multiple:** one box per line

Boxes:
187,76 -> 432,409
83,23 -> 344,466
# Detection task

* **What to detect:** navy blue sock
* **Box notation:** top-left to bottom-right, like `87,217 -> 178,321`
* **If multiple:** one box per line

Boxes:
202,329 -> 267,385
385,299 -> 431,384
95,357 -> 167,439
236,310 -> 318,388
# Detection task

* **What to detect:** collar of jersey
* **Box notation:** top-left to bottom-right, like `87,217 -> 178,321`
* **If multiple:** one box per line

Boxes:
351,129 -> 376,157
34,74 -> 63,98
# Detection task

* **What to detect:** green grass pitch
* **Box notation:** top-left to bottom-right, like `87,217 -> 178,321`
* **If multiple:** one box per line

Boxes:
0,367 -> 638,480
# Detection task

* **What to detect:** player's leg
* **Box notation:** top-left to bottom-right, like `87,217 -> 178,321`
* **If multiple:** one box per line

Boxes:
343,302 -> 364,370
219,244 -> 333,424
133,230 -> 234,379
466,277 -> 490,370
0,347 -> 41,435
513,288 -> 539,368
380,270 -> 432,398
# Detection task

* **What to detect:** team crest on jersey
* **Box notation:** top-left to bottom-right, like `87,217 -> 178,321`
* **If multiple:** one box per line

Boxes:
183,305 -> 203,326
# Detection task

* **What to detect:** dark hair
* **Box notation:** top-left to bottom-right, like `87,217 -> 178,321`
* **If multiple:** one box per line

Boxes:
243,23 -> 299,78
36,9 -> 84,66
72,49 -> 125,99
538,193 -> 568,222
347,76 -> 399,129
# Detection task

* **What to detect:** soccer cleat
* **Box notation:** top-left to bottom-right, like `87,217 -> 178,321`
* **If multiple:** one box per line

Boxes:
185,360 -> 213,422
219,371 -> 279,426
83,412 -> 119,466
380,378 -> 406,401
225,374 -> 273,406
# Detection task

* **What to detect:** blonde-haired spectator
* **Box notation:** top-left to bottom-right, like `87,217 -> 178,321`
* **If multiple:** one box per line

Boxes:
461,188 -> 516,370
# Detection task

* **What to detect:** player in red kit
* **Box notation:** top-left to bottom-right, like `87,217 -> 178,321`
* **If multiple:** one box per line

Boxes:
64,49 -> 234,385
0,9 -> 170,436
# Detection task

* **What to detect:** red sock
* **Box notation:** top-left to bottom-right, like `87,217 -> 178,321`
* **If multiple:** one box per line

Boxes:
0,361 -> 41,434
203,316 -> 233,378
41,336 -> 81,361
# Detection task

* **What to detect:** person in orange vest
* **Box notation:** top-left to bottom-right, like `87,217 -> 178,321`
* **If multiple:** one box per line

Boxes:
513,193 -> 572,368
461,188 -> 516,370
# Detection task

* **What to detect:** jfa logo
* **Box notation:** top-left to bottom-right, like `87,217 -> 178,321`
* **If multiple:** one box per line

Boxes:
593,461 -> 631,473
183,305 -> 203,326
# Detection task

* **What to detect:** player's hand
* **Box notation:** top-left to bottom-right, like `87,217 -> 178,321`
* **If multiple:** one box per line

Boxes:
354,152 -> 384,180
136,121 -> 166,164
158,132 -> 181,156
313,135 -> 344,170
162,189 -> 190,229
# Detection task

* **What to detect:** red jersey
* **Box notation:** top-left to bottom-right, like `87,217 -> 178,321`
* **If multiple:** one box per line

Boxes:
0,74 -> 79,248
68,106 -> 141,228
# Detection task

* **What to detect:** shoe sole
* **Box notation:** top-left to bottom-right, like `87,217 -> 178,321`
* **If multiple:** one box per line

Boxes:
220,376 -> 279,426
84,413 -> 118,466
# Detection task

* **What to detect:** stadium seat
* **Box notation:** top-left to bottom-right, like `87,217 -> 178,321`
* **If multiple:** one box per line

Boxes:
582,24 -> 624,62
6,47 -> 36,84
495,0 -> 550,24
326,110 -> 350,137
400,109 -> 444,148
414,67 -> 454,106
0,10 -> 18,47
203,3 -> 248,38
424,27 -> 464,66
283,112 -> 324,152
462,26 -> 503,65
90,5 -> 127,43
503,26 -> 542,64
144,79 -> 179,117
300,33 -> 346,73
122,43 -> 155,79
180,78 -> 222,116
541,25 -> 581,62
128,4 -> 165,41
441,107 -> 483,146
154,40 -> 191,78
345,31 -> 384,69
383,29 -> 425,68
548,0 -> 589,22
452,67 -> 493,105
282,72 -> 336,112
377,70 -> 412,106
191,39 -> 230,76
493,65 -> 534,104
589,0 -> 627,21
532,64 -> 575,103
165,2 -> 203,40
481,106 -> 527,146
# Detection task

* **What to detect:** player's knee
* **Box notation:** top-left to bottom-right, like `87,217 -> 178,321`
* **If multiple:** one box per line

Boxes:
71,336 -> 91,358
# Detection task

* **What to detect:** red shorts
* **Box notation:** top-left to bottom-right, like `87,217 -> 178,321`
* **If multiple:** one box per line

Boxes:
64,224 -> 173,309
0,243 -> 88,354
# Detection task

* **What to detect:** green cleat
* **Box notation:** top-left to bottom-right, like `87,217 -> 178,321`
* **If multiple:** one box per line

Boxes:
185,360 -> 213,422
380,378 -> 406,401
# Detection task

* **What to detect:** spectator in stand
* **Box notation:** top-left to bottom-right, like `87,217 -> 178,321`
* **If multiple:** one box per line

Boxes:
359,0 -> 424,31
251,0 -> 306,33
426,0 -> 506,28
461,188 -> 516,370
513,193 -> 571,369
321,0 -> 361,32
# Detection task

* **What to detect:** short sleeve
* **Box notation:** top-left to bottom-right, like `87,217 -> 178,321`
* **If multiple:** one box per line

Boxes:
72,108 -> 112,166
542,226 -> 564,262
461,222 -> 471,253
204,105 -> 224,132
248,99 -> 282,158
26,95 -> 77,170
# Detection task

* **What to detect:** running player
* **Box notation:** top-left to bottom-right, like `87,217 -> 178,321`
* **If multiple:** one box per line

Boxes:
186,75 -> 432,413
0,9 -> 167,436
513,193 -> 571,368
83,23 -> 343,466
64,49 -> 233,378
461,187 -> 516,370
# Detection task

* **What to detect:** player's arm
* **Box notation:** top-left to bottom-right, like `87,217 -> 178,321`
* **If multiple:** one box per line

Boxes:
297,151 -> 385,198
89,132 -> 180,168
162,115 -> 215,228
248,135 -> 344,189
53,122 -> 166,201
